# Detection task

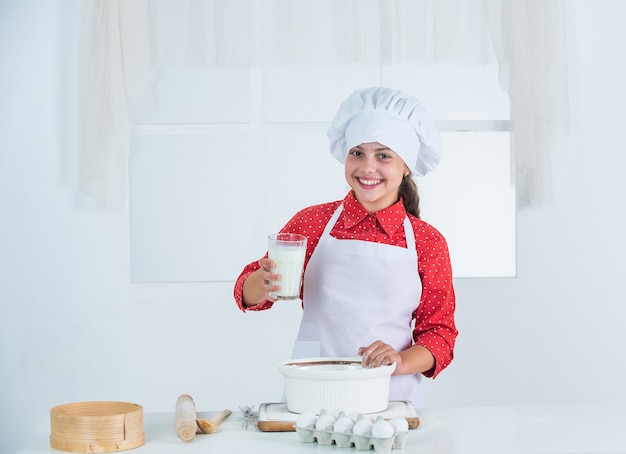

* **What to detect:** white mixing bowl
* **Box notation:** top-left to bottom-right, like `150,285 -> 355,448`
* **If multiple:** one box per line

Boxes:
278,357 -> 396,414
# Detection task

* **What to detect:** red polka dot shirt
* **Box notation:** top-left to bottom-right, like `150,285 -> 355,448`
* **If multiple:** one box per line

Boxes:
234,191 -> 457,379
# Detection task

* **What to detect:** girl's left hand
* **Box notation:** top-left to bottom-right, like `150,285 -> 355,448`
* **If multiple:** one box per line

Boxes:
358,341 -> 402,375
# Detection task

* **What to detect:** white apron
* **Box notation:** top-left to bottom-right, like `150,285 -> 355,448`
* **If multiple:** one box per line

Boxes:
292,204 -> 423,406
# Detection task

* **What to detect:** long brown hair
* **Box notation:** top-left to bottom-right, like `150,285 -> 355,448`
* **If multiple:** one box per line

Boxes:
399,174 -> 420,219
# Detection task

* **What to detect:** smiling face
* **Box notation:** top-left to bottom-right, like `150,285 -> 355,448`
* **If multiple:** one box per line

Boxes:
344,142 -> 409,213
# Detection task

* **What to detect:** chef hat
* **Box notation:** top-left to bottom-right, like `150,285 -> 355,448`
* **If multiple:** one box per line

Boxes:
327,87 -> 441,177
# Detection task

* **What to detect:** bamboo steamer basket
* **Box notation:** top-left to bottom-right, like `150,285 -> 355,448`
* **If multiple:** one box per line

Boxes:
50,401 -> 144,453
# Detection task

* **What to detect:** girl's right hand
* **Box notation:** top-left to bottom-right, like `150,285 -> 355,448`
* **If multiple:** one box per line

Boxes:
258,257 -> 281,302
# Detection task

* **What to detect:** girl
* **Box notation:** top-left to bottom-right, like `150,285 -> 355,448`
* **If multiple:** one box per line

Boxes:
233,87 -> 457,407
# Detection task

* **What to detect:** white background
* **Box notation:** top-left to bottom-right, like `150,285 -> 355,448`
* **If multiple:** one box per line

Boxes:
2,1 -> 626,453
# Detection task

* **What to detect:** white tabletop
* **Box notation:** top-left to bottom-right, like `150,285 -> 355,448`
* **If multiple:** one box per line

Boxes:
17,404 -> 626,454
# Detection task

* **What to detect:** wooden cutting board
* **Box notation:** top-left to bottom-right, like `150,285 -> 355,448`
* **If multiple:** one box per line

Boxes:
257,401 -> 420,432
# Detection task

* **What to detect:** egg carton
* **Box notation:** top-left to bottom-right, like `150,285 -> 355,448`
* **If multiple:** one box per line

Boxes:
294,411 -> 409,453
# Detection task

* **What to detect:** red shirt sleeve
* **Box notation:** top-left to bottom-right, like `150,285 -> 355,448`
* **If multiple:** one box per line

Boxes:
410,219 -> 457,378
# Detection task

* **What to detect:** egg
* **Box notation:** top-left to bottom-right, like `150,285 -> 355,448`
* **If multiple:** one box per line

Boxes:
352,417 -> 373,436
295,411 -> 317,429
333,414 -> 355,433
389,416 -> 409,433
371,418 -> 395,438
314,411 -> 336,431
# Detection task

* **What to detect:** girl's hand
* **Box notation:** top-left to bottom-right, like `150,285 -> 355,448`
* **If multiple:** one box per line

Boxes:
358,341 -> 402,375
258,258 -> 281,302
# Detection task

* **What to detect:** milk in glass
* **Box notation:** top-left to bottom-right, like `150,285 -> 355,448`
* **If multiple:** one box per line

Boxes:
268,233 -> 307,300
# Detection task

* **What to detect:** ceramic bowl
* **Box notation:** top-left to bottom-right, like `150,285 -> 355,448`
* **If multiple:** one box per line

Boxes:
278,357 -> 396,414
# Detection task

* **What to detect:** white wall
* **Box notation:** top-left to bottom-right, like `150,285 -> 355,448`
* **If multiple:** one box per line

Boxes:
1,1 -> 626,453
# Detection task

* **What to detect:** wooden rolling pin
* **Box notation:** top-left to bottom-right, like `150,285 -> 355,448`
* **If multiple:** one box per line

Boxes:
175,394 -> 198,442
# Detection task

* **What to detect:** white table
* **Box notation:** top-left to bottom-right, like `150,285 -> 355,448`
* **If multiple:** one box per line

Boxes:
17,404 -> 626,454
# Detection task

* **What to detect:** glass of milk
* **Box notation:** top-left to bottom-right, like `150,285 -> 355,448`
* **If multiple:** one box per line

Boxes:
268,233 -> 307,300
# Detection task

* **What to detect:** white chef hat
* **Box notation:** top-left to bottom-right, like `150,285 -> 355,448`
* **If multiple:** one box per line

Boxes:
327,87 -> 441,177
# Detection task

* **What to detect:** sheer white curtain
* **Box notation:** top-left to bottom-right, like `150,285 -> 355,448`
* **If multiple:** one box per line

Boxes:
490,1 -> 569,207
77,0 -> 568,210
77,0 -> 154,211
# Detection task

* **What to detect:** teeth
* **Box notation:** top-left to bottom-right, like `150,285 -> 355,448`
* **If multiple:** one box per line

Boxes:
359,178 -> 380,186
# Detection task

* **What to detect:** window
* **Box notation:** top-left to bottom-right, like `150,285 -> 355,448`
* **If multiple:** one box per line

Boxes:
129,63 -> 514,283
